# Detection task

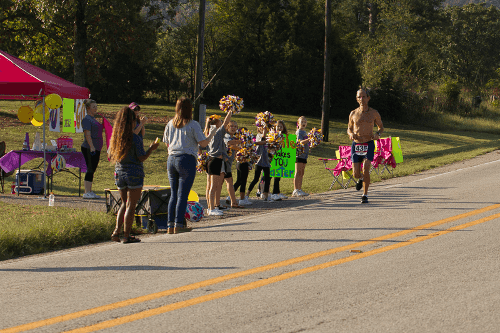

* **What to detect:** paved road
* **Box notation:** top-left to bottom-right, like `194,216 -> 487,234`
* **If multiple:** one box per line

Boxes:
1,153 -> 500,333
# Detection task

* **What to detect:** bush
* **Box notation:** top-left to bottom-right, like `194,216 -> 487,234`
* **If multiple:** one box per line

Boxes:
438,80 -> 461,104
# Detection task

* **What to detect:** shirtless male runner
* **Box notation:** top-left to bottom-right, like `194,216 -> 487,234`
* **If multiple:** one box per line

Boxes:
347,88 -> 384,203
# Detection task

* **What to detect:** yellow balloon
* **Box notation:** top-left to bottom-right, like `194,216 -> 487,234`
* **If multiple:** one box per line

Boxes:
31,117 -> 43,127
33,104 -> 50,122
46,94 -> 63,109
188,190 -> 199,202
17,106 -> 34,123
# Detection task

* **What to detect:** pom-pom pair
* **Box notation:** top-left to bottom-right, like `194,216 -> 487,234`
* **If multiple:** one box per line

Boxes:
197,152 -> 210,173
307,128 -> 323,149
266,128 -> 284,156
255,111 -> 276,129
219,95 -> 244,114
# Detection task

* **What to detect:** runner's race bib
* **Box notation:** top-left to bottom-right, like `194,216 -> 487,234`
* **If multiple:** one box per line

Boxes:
354,143 -> 369,156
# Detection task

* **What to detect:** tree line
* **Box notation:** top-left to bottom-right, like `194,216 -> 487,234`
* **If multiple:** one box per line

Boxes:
1,0 -> 499,120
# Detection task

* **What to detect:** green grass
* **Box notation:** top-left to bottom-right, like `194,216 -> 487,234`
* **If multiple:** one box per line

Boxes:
0,203 -> 116,261
1,100 -> 500,260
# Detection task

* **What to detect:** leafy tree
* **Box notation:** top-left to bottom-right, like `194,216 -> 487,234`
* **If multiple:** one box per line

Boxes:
439,3 -> 500,90
1,0 -> 183,101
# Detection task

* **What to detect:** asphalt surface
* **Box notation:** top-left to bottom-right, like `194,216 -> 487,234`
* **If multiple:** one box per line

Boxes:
1,150 -> 500,333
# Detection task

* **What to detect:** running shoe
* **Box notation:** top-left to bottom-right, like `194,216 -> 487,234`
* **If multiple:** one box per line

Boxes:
298,190 -> 309,196
356,179 -> 363,191
291,189 -> 300,197
83,192 -> 100,199
209,208 -> 223,216
239,198 -> 252,206
278,193 -> 288,199
361,195 -> 369,204
263,196 -> 275,202
271,194 -> 282,201
256,191 -> 261,198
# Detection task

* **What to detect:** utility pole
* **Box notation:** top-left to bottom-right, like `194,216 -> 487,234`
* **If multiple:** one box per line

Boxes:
193,0 -> 206,122
321,0 -> 331,142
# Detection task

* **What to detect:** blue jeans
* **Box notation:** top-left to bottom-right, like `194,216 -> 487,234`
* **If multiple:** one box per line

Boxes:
167,154 -> 197,227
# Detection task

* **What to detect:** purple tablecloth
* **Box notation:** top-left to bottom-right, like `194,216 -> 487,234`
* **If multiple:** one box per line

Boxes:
0,150 -> 87,176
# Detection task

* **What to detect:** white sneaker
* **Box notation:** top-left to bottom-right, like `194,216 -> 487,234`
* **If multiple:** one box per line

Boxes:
90,191 -> 101,199
279,193 -> 288,199
209,208 -> 223,216
83,192 -> 93,199
298,190 -> 309,196
239,199 -> 252,206
292,189 -> 300,197
271,194 -> 282,201
263,196 -> 274,202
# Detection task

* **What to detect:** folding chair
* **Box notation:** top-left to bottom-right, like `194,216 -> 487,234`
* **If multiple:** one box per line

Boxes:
318,146 -> 354,190
319,157 -> 345,190
372,138 -> 396,176
335,146 -> 356,188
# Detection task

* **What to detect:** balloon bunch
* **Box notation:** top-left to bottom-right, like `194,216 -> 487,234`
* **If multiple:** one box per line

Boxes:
255,111 -> 276,129
219,95 -> 244,114
197,152 -> 209,173
307,128 -> 323,149
266,128 -> 285,156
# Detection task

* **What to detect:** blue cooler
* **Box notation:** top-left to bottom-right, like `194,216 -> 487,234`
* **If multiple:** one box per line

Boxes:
15,170 -> 45,195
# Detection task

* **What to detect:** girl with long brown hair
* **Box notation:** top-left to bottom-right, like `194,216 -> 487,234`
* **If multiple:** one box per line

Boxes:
163,98 -> 215,233
109,106 -> 159,243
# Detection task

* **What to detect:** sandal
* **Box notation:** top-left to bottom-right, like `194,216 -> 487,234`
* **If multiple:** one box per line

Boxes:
231,204 -> 245,209
122,236 -> 141,244
111,232 -> 121,242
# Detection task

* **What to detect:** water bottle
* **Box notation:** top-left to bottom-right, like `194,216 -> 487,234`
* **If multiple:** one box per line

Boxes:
48,192 -> 55,207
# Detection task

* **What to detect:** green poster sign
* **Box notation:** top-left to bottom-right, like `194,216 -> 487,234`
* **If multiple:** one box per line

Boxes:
270,134 -> 296,178
62,98 -> 75,133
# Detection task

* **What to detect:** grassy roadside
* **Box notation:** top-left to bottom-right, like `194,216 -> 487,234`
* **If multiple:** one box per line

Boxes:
0,203 -> 116,261
1,100 -> 500,260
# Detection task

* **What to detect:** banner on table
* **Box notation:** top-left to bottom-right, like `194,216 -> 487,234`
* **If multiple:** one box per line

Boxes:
74,99 -> 86,133
49,107 -> 61,132
270,134 -> 296,178
62,99 -> 75,133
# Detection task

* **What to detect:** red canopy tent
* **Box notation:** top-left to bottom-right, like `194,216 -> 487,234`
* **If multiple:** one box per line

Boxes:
0,49 -> 91,196
0,49 -> 90,100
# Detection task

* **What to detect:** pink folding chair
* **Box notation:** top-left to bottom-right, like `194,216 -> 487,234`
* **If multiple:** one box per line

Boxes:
372,138 -> 396,176
318,146 -> 355,190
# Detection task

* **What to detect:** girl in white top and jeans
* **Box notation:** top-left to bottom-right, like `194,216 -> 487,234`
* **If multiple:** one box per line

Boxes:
163,98 -> 216,233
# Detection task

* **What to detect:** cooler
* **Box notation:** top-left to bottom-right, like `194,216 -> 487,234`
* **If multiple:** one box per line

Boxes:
15,170 -> 45,195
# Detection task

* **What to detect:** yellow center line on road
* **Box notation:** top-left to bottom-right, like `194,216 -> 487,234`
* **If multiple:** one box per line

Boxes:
2,203 -> 500,333
67,211 -> 500,332
64,211 -> 500,333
